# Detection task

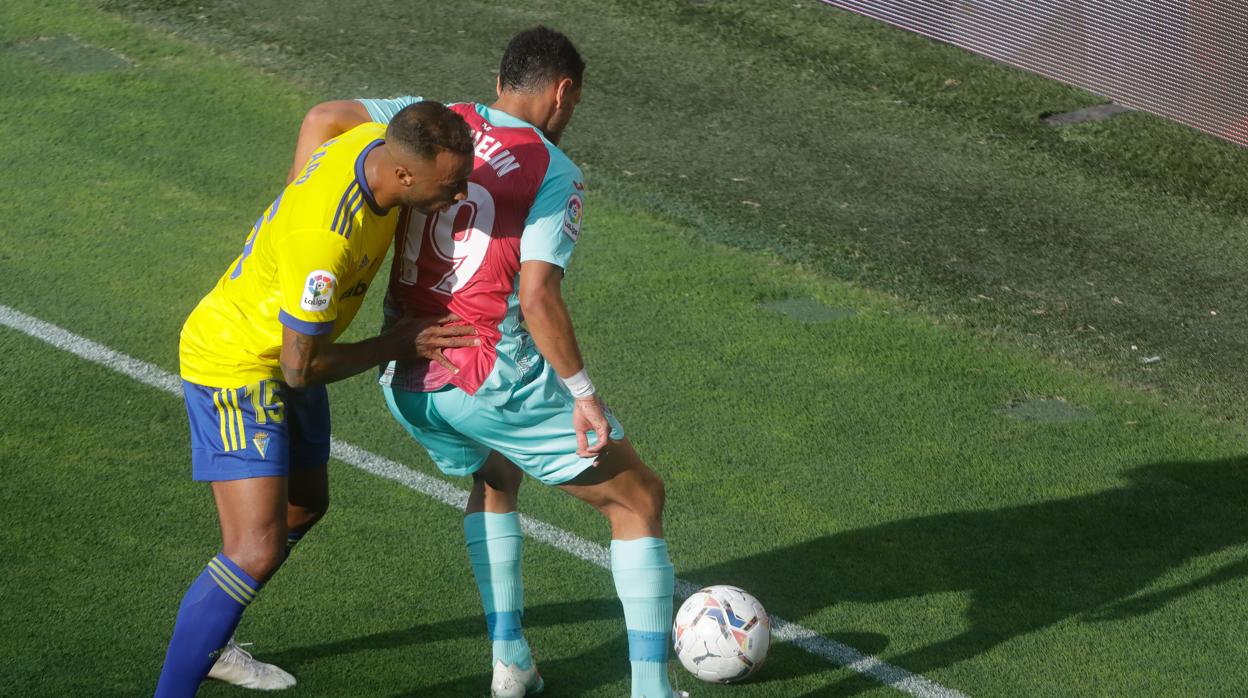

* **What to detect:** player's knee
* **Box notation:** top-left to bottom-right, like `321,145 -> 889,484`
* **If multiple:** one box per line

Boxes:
294,494 -> 330,528
477,470 -> 521,496
646,471 -> 667,518
629,469 -> 666,523
223,538 -> 287,582
498,464 -> 524,492
478,455 -> 524,493
289,509 -> 325,535
288,487 -> 330,532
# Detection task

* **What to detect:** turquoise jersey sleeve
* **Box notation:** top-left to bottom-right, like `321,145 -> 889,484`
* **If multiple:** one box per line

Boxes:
520,146 -> 583,269
356,96 -> 423,124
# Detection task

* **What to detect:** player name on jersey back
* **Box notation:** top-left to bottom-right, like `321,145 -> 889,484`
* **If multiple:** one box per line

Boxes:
472,127 -> 520,178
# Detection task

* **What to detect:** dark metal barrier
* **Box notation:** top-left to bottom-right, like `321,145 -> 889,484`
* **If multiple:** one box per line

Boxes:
820,0 -> 1248,147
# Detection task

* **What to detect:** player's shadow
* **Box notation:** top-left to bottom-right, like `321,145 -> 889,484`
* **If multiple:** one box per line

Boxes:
385,628 -> 883,697
263,591 -> 847,695
684,456 -> 1248,696
259,457 -> 1248,695
261,596 -> 616,663
262,597 -> 643,695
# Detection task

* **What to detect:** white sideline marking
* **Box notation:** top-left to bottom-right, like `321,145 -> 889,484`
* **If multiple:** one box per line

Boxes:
0,303 -> 967,698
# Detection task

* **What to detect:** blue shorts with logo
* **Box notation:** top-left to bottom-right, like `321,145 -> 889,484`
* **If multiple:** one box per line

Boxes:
382,359 -> 624,486
182,379 -> 331,481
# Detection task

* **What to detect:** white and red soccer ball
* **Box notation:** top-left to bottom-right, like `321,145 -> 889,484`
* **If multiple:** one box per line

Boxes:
672,585 -> 771,683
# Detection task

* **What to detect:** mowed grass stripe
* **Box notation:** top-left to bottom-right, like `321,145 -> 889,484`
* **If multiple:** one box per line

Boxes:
0,302 -> 968,698
102,0 -> 1248,423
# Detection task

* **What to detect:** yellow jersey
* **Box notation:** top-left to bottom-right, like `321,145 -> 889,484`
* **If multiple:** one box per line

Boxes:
180,122 -> 397,388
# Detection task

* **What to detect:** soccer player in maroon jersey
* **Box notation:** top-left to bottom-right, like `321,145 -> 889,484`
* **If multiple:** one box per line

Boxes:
290,28 -> 684,698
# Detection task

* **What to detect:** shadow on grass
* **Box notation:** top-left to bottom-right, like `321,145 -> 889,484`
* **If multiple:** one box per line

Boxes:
262,591 -> 850,695
262,597 -> 615,665
260,458 -> 1248,696
261,582 -> 854,695
262,597 -> 633,695
683,457 -> 1248,696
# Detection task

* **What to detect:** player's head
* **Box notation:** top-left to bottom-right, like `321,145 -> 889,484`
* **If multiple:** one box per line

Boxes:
497,26 -> 585,145
384,101 -> 474,213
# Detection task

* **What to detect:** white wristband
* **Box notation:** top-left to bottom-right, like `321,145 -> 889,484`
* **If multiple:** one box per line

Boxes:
560,368 -> 596,399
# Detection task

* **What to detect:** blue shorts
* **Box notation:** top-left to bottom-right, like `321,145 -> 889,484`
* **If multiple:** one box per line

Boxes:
183,379 -> 331,481
382,360 -> 625,486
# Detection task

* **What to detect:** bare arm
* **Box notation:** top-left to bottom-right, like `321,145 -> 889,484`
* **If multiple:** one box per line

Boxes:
280,326 -> 398,388
279,314 -> 478,388
520,260 -> 612,456
287,100 -> 372,183
519,260 -> 586,377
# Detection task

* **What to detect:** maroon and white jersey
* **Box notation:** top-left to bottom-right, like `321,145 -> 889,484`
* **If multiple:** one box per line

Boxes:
366,99 -> 584,404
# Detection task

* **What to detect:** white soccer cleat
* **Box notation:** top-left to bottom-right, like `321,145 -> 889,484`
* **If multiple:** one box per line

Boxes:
490,659 -> 544,697
207,639 -> 297,690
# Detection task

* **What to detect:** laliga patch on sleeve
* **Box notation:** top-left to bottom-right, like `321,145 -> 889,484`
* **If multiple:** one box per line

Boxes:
301,270 -> 337,312
562,192 -> 583,241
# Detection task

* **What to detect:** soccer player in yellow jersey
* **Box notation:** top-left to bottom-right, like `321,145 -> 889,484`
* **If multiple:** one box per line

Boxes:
155,102 -> 477,697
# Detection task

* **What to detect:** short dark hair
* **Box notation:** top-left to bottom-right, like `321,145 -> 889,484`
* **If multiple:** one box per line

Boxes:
385,101 -> 473,160
498,26 -> 585,93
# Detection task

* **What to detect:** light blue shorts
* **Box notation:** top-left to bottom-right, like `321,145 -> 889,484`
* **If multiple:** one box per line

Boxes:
382,360 -> 624,485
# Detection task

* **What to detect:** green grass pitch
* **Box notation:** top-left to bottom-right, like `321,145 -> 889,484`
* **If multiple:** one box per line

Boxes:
4,1 -> 1248,696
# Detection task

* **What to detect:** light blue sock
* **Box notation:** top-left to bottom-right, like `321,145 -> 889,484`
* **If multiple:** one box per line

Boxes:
612,537 -> 675,698
465,512 -> 532,670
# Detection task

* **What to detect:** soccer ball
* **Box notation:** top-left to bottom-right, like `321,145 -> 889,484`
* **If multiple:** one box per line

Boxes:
672,585 -> 770,683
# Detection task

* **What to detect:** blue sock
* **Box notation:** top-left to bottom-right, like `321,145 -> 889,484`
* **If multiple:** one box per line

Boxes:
612,538 -> 675,698
155,554 -> 261,698
284,531 -> 305,560
465,512 -> 532,670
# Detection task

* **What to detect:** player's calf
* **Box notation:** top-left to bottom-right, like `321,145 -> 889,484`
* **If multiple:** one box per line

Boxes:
154,553 -> 266,697
287,462 -> 330,535
611,535 -> 676,698
559,441 -> 676,697
621,465 -> 665,527
466,511 -> 534,678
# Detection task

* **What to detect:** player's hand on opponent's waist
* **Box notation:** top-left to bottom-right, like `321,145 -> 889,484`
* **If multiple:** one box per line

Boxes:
573,394 -> 614,459
388,313 -> 480,374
